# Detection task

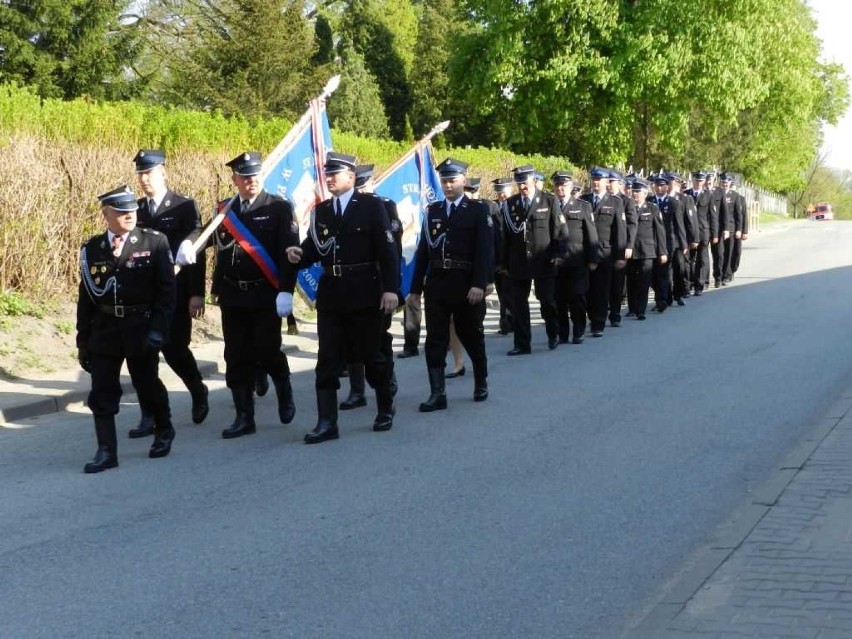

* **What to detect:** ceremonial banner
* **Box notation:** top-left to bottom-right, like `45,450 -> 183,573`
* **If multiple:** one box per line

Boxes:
261,99 -> 333,303
374,124 -> 448,297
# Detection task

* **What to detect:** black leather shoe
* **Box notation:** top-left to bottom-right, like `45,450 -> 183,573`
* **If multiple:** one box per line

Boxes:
591,330 -> 603,337
446,367 -> 466,379
714,279 -> 721,288
128,413 -> 155,439
304,422 -> 339,444
676,298 -> 685,306
473,386 -> 489,402
84,447 -> 118,474
190,383 -> 209,424
373,405 -> 395,432
222,415 -> 255,439
254,370 -> 269,397
149,427 -> 174,459
547,337 -> 558,350
419,394 -> 447,411
626,312 -> 636,317
693,289 -> 703,296
637,314 -> 646,321
507,348 -> 531,356
610,320 -> 621,327
572,335 -> 585,344
397,348 -> 419,359
339,394 -> 367,410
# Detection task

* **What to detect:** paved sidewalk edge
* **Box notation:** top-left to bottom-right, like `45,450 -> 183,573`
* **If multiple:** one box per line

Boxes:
624,401 -> 852,639
0,344 -> 299,423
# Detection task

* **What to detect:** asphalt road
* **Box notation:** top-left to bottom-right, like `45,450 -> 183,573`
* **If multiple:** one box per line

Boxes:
3,220 -> 852,639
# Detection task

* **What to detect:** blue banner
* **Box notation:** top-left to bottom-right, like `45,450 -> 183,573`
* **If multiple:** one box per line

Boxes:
261,104 -> 333,303
374,144 -> 443,297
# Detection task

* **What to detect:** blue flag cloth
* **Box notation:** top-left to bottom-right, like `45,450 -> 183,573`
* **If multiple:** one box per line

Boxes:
261,103 -> 333,303
374,144 -> 443,297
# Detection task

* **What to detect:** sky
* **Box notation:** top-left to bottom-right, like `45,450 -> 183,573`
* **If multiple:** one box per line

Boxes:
809,0 -> 852,172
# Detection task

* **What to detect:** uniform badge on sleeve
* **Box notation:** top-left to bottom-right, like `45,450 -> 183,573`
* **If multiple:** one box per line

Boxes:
386,230 -> 394,243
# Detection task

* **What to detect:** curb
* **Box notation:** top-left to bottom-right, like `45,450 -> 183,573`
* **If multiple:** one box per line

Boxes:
0,343 -> 299,423
624,400 -> 852,638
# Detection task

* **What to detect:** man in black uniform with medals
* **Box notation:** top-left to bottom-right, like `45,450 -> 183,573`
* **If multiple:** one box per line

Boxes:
684,171 -> 711,296
77,186 -> 176,473
285,152 -> 399,443
626,180 -> 667,320
502,164 -> 563,354
126,149 -> 209,439
490,177 -> 514,335
409,158 -> 492,411
650,174 -> 687,312
338,164 -> 404,411
581,167 -> 627,337
552,171 -> 598,344
212,152 -> 299,439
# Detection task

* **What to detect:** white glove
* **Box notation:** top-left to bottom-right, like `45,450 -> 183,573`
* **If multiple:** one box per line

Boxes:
276,292 -> 293,318
175,239 -> 197,266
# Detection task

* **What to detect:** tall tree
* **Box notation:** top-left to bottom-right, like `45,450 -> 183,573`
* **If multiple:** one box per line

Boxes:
139,0 -> 328,120
327,42 -> 390,138
339,0 -> 418,140
0,0 -> 141,99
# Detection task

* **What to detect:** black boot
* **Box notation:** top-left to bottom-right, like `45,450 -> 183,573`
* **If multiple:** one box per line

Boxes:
222,387 -> 256,439
373,383 -> 395,432
419,368 -> 447,412
188,379 -> 209,424
272,374 -> 296,424
304,389 -> 339,444
473,361 -> 489,402
84,415 -> 118,473
254,368 -> 269,397
128,411 -> 155,439
149,416 -> 175,459
339,363 -> 367,410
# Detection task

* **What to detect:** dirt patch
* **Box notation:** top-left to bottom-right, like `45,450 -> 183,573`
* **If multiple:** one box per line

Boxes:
0,294 -> 314,381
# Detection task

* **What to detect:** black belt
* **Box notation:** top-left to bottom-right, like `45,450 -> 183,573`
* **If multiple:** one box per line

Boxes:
323,262 -> 378,278
97,304 -> 151,318
223,276 -> 266,291
430,259 -> 472,271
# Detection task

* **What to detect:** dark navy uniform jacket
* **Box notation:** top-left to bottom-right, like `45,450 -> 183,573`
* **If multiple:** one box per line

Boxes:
684,188 -> 711,244
288,192 -> 399,313
137,190 -> 206,300
502,189 -> 562,279
410,196 -> 492,304
555,196 -> 599,267
76,226 -> 176,357
580,193 -> 627,262
211,190 -> 299,309
632,202 -> 667,260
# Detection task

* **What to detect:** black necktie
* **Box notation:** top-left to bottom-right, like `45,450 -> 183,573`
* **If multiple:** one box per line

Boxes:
449,202 -> 457,217
149,198 -> 157,214
335,198 -> 342,217
593,195 -> 600,208
522,196 -> 529,210
241,200 -> 249,215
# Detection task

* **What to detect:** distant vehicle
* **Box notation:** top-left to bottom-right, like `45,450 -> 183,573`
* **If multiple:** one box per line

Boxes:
809,203 -> 834,221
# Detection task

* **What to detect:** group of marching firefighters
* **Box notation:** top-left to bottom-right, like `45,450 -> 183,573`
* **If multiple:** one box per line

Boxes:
76,150 -> 747,473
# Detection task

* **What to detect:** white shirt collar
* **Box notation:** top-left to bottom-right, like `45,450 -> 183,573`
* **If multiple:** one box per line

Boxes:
148,190 -> 167,210
107,230 -> 130,245
446,194 -> 464,214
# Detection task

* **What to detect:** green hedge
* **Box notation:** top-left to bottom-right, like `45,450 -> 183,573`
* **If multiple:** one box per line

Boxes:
1,82 -> 579,182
